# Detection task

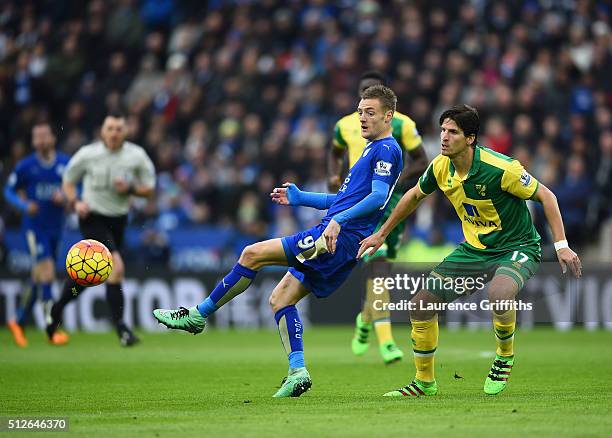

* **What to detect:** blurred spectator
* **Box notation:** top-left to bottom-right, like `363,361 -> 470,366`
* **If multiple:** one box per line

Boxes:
107,0 -> 145,51
483,116 -> 512,155
554,155 -> 592,246
587,130 -> 612,231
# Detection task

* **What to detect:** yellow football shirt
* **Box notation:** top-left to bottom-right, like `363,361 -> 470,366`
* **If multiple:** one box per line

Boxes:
418,146 -> 541,251
333,111 -> 422,168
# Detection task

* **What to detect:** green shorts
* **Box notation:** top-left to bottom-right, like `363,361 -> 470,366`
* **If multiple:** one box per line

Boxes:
363,191 -> 405,262
426,242 -> 541,302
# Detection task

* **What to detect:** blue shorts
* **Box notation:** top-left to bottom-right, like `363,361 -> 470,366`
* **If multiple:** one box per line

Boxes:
281,223 -> 360,298
25,229 -> 61,263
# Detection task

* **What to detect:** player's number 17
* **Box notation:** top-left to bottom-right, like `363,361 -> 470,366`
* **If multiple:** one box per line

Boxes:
510,251 -> 529,263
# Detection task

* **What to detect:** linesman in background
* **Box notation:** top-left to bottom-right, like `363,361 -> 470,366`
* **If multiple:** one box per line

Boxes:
46,111 -> 156,347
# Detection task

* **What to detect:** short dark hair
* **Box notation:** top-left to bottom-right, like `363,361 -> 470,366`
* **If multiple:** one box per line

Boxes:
359,70 -> 386,85
439,104 -> 480,145
106,109 -> 127,120
361,84 -> 397,113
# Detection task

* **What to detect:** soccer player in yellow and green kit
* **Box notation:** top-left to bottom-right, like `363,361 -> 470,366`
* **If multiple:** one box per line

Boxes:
329,71 -> 428,364
359,104 -> 582,396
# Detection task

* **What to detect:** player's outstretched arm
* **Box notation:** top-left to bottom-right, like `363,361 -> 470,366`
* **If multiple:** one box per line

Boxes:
270,182 -> 336,209
358,184 -> 428,258
532,183 -> 582,277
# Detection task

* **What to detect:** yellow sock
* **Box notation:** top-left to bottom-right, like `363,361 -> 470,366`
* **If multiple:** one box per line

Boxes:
411,315 -> 438,383
374,320 -> 393,345
368,283 -> 394,345
361,279 -> 374,324
493,308 -> 516,357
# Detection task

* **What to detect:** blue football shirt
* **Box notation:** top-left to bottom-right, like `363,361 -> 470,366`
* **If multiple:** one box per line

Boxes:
6,152 -> 70,231
323,136 -> 403,237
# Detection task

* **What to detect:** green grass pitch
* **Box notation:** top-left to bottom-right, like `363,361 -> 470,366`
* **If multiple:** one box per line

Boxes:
2,327 -> 611,436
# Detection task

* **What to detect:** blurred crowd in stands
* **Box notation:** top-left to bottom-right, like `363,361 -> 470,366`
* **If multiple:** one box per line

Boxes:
0,0 -> 610,263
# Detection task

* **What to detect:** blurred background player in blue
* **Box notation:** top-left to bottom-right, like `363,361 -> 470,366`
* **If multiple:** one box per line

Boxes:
4,122 -> 70,347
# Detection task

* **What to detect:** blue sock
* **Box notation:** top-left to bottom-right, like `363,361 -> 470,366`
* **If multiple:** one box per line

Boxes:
17,281 -> 37,326
41,283 -> 53,301
274,305 -> 305,369
196,263 -> 257,318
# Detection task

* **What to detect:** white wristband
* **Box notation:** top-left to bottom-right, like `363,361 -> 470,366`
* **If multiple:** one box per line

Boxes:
554,240 -> 569,251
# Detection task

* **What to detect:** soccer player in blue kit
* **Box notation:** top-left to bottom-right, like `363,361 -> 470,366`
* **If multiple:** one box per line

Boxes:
5,122 -> 70,347
154,85 -> 403,397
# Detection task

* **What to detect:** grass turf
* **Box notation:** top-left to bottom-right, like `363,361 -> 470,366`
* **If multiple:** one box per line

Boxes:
1,326 -> 611,437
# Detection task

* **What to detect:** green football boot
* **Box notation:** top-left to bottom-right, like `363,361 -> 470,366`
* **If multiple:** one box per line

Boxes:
380,341 -> 404,364
484,355 -> 514,395
272,367 -> 312,398
153,306 -> 206,334
383,379 -> 438,397
351,313 -> 372,356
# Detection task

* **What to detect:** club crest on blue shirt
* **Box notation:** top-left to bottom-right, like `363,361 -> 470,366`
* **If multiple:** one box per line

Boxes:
375,160 -> 392,176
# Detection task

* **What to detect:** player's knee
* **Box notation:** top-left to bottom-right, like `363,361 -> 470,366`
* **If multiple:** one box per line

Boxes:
409,305 -> 427,321
268,291 -> 282,313
239,245 -> 260,270
39,267 -> 55,283
108,269 -> 123,283
36,260 -> 54,283
487,280 -> 518,307
268,286 -> 290,313
109,255 -> 125,281
409,289 -> 438,321
114,263 -> 125,279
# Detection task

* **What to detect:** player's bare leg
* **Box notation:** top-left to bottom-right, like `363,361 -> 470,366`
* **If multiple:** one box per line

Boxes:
484,273 -> 520,395
153,239 -> 287,333
384,289 -> 441,397
269,272 -> 312,397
